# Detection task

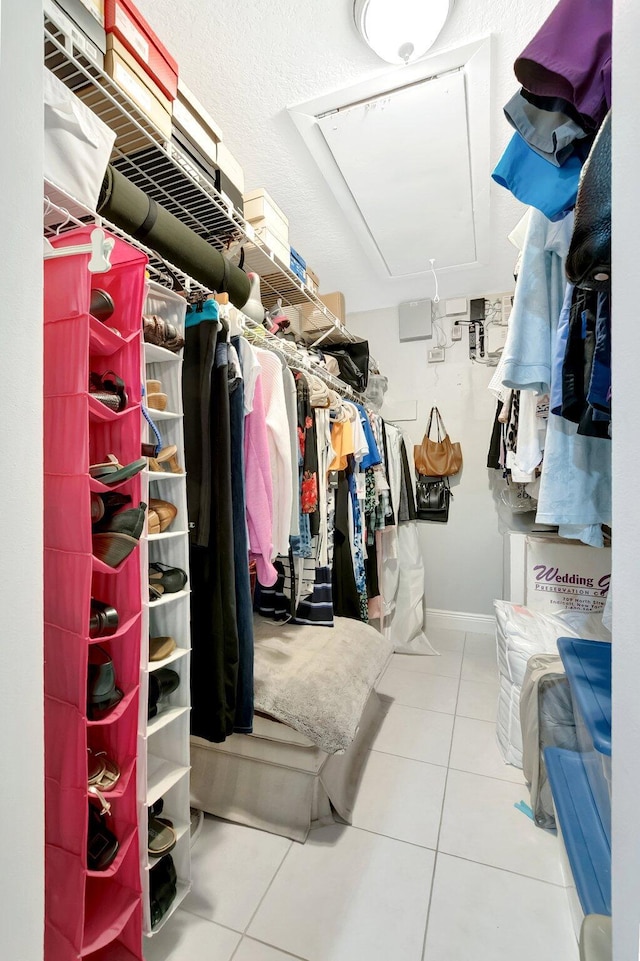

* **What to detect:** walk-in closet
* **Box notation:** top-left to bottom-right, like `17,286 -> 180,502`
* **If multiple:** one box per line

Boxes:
1,0 -> 636,959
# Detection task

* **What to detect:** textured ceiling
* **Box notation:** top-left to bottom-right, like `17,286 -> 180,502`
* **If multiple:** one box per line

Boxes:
135,0 -> 557,312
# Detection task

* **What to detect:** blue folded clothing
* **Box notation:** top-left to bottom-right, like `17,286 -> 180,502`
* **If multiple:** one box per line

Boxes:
492,131 -> 583,221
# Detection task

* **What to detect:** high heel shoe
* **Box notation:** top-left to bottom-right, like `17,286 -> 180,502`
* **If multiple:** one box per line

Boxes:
148,445 -> 183,474
89,371 -> 128,412
93,502 -> 147,568
147,498 -> 178,535
146,379 -> 168,412
149,562 -> 188,601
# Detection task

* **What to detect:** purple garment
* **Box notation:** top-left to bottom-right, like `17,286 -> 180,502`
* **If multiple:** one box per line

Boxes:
515,0 -> 611,131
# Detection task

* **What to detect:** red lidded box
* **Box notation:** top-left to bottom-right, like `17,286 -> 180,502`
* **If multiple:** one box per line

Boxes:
105,0 -> 178,101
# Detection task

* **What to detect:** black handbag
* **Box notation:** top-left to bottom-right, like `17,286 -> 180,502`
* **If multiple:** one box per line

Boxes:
416,475 -> 452,523
322,339 -> 370,392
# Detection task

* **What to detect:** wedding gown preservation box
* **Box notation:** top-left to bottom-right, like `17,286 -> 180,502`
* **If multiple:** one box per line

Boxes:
506,533 -> 611,615
105,0 -> 178,100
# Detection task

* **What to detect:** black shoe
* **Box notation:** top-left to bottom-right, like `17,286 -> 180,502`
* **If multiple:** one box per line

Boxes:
89,599 -> 119,638
150,853 -> 177,928
148,668 -> 180,720
87,802 -> 119,871
87,646 -> 123,720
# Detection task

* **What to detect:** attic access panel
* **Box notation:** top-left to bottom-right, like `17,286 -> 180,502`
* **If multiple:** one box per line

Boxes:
317,70 -> 474,276
289,38 -> 491,278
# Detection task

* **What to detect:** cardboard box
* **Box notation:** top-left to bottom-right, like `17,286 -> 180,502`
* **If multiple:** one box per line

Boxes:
300,292 -> 347,341
45,0 -> 105,63
305,266 -> 320,295
105,34 -> 172,138
105,0 -> 178,100
507,533 -> 611,615
243,188 -> 289,245
252,226 -> 290,266
170,127 -> 243,215
217,142 -> 245,196
173,80 -> 222,168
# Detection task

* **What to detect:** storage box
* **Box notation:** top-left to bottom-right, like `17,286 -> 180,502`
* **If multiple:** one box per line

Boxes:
558,637 -> 612,844
217,142 -> 245,196
44,0 -> 105,65
251,226 -> 290,266
290,246 -> 307,281
299,293 -> 347,342
104,34 -> 172,139
170,127 -> 244,215
305,266 -> 320,295
506,533 -> 611,615
243,188 -> 289,244
173,79 -> 222,169
105,0 -> 178,100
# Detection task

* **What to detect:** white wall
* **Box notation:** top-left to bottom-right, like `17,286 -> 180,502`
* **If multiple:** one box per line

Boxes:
612,1 -> 640,956
348,305 -> 504,616
0,1 -> 44,956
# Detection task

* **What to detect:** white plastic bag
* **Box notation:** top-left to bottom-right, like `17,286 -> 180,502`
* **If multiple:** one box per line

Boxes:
44,68 -> 116,210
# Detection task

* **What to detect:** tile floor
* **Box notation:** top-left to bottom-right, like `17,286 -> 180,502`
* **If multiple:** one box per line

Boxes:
143,627 -> 578,961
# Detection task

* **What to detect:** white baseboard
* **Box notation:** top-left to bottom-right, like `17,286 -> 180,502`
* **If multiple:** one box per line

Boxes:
425,608 -> 495,635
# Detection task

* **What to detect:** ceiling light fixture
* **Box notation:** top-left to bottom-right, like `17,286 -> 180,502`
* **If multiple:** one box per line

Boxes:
353,0 -> 454,65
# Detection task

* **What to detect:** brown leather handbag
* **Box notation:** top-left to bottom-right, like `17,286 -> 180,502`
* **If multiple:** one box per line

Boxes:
414,407 -> 462,477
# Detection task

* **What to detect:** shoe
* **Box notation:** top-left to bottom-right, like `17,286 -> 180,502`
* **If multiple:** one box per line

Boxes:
147,498 -> 178,535
148,445 -> 183,474
149,636 -> 177,662
148,802 -> 177,858
92,492 -> 132,526
90,454 -> 147,486
88,748 -> 121,792
148,668 -> 180,720
87,646 -> 123,720
149,853 -> 177,928
89,599 -> 119,638
93,503 -> 147,568
144,315 -> 185,354
149,562 -> 188,601
146,379 -> 168,412
89,370 -> 128,412
87,802 -> 119,871
90,288 -> 115,323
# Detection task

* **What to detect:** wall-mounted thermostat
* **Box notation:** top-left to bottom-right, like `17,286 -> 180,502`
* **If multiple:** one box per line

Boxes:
399,299 -> 433,342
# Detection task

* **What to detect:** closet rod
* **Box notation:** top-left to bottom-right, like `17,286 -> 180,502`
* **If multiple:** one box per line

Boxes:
42,187 -> 373,407
240,316 -> 368,406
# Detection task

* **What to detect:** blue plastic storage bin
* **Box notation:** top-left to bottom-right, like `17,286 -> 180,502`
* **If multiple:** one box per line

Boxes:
558,638 -> 611,843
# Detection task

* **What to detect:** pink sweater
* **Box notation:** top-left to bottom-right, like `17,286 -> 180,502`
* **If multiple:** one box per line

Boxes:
244,372 -> 278,586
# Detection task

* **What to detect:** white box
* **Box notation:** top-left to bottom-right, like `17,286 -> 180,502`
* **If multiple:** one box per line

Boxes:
505,533 -> 611,615
217,142 -> 245,194
243,188 -> 289,245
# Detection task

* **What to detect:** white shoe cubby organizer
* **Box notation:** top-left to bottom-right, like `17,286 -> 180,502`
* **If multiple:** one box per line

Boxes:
138,281 -> 192,936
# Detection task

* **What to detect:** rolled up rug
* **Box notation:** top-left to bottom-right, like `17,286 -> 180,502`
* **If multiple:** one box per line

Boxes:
97,165 -> 251,309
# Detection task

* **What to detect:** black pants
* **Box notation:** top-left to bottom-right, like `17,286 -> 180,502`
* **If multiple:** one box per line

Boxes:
185,328 -> 239,742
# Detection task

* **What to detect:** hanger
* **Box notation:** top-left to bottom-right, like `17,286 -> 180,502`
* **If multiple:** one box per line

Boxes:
43,226 -> 115,274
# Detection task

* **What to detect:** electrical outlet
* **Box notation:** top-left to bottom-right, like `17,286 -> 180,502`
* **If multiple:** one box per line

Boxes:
451,323 -> 462,341
428,348 -> 445,363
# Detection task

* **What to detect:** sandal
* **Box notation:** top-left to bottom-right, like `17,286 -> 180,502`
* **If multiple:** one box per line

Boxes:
149,636 -> 177,662
88,749 -> 121,792
143,315 -> 184,354
90,455 -> 147,486
146,379 -> 168,412
93,502 -> 146,568
148,806 -> 177,858
148,445 -> 183,474
89,371 -> 128,412
89,599 -> 119,638
147,498 -> 178,535
149,562 -> 188,601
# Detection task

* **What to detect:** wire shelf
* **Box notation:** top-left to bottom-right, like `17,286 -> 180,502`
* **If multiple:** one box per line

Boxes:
43,13 -> 361,347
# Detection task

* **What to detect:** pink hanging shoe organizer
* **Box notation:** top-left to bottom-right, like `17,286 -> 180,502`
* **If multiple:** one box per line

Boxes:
44,226 -> 147,961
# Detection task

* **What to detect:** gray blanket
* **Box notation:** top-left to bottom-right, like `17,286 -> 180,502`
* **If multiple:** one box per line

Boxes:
253,615 -> 394,754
